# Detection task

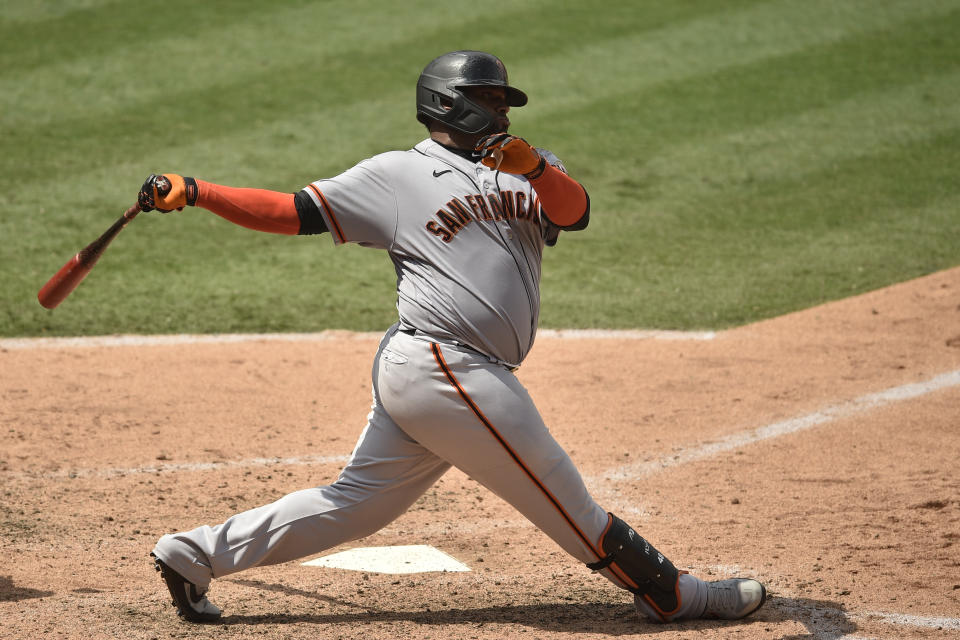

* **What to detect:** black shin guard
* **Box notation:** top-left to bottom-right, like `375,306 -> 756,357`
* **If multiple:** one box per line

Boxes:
587,513 -> 682,619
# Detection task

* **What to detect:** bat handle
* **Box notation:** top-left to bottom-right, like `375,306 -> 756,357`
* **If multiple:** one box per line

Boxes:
123,203 -> 142,220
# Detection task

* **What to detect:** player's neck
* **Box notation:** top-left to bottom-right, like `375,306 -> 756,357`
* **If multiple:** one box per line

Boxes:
435,140 -> 479,161
429,127 -> 482,154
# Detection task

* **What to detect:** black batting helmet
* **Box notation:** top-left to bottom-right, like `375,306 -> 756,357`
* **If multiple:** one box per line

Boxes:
416,50 -> 528,135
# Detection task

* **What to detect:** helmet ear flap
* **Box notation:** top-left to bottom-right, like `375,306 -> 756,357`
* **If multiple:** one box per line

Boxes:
415,80 -> 454,127
416,84 -> 498,135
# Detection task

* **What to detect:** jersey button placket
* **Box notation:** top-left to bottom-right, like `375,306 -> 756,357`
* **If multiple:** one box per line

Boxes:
481,174 -> 509,234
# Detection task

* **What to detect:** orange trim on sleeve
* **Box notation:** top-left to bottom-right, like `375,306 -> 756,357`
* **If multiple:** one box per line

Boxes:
307,183 -> 346,243
430,342 -> 639,587
528,163 -> 588,227
195,180 -> 299,235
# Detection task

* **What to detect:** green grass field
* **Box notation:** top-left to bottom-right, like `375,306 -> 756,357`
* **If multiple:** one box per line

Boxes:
2,0 -> 958,337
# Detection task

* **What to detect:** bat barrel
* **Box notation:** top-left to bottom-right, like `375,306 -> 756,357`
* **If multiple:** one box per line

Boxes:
36,204 -> 141,309
37,254 -> 90,309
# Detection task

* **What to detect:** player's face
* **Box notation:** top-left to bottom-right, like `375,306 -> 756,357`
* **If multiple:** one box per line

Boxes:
464,86 -> 510,132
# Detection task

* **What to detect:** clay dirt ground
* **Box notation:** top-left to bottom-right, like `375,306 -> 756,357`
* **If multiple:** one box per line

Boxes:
2,268 -> 959,639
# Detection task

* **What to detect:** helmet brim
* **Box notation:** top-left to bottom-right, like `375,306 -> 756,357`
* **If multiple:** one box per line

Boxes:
505,85 -> 528,107
453,80 -> 527,107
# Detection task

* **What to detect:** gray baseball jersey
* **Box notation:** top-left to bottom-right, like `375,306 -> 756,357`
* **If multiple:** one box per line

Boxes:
303,138 -> 564,368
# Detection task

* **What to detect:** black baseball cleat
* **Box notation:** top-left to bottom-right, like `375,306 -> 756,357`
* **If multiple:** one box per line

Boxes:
151,553 -> 222,623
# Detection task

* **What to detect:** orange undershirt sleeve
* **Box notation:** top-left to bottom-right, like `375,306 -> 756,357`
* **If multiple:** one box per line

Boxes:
528,164 -> 589,228
195,180 -> 300,235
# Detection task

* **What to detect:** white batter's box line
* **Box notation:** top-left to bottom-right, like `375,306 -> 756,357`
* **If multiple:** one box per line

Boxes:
536,329 -> 717,340
854,611 -> 960,631
594,368 -> 960,483
769,589 -> 960,634
22,454 -> 352,480
0,331 -> 383,349
0,329 -> 716,350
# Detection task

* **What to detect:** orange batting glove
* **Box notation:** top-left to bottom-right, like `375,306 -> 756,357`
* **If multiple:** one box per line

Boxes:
137,173 -> 199,213
475,133 -> 547,179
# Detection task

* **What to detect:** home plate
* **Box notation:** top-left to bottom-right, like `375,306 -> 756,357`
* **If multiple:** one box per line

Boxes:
302,545 -> 471,574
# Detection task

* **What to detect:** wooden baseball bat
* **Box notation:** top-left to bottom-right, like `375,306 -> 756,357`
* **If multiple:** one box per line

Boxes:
37,204 -> 141,309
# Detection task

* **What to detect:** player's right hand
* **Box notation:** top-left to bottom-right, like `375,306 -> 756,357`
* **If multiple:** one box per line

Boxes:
137,174 -> 198,213
475,133 -> 545,178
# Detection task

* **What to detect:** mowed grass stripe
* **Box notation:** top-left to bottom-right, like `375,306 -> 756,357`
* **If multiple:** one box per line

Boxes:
9,0 -> 954,205
0,2 -> 492,178
1,0 -> 749,128
0,0 -> 120,22
517,0 -> 957,124
0,0 -> 307,73
553,7 -> 960,189
1,1 -> 745,183
711,126 -> 960,236
555,129 -> 960,329
538,7 -> 960,328
0,0 -> 505,89
7,0 -> 954,187
639,70 -> 960,212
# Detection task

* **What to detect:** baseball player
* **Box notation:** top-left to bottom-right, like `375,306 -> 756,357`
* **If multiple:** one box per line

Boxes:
140,50 -> 766,625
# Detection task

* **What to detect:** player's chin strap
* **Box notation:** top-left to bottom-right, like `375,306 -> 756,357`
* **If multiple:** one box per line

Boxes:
586,513 -> 683,621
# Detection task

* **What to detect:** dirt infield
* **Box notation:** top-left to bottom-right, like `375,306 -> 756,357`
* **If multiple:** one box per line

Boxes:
2,268 -> 959,639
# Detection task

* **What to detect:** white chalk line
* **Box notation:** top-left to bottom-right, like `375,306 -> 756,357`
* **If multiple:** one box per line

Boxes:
855,611 -> 960,631
0,331 -> 383,350
25,454 -> 351,480
593,368 -> 960,483
780,608 -> 960,637
0,328 -> 716,350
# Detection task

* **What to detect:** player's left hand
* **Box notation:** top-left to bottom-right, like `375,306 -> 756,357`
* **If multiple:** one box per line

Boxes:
475,134 -> 546,178
137,173 -> 198,213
